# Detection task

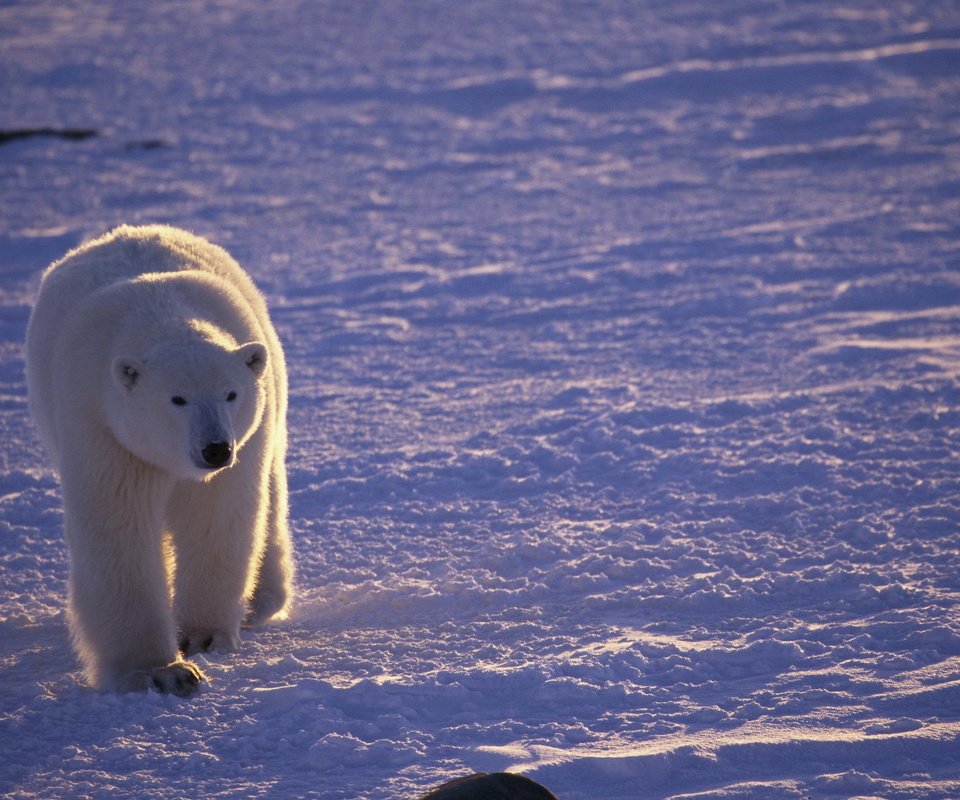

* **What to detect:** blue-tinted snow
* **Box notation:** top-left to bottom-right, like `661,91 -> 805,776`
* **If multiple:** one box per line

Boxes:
2,1 -> 960,798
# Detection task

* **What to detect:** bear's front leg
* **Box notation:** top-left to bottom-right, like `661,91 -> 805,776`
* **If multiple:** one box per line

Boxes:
61,455 -> 204,696
169,461 -> 266,656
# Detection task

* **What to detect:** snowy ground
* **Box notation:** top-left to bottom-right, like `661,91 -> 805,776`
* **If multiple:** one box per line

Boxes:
2,1 -> 960,798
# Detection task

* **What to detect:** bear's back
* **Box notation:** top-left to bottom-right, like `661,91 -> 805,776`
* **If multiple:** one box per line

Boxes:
29,226 -> 272,357
37,225 -> 261,308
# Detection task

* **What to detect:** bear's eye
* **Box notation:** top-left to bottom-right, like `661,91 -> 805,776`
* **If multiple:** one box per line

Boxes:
171,396 -> 187,406
226,391 -> 237,402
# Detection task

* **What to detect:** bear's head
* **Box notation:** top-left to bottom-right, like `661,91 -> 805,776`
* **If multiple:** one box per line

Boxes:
108,338 -> 268,479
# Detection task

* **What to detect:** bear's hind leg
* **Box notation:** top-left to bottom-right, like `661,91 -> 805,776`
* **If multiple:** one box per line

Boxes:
246,450 -> 294,626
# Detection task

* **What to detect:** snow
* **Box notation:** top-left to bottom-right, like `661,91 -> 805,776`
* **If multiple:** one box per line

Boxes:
2,1 -> 960,797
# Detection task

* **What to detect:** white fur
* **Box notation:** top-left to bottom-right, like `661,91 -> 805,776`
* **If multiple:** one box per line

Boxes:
26,225 -> 293,694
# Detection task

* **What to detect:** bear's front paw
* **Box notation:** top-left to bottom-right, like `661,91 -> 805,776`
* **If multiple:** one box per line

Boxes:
128,661 -> 206,697
179,628 -> 240,656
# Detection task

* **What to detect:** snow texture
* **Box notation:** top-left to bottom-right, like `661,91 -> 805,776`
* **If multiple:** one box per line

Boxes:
2,1 -> 960,798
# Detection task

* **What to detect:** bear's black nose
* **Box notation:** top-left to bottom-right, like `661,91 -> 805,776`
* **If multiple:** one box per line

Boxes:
201,441 -> 232,469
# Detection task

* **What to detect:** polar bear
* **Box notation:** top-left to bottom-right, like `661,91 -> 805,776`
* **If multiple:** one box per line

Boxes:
25,225 -> 293,696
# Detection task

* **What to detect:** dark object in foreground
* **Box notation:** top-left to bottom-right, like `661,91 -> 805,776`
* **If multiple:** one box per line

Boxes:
420,772 -> 558,800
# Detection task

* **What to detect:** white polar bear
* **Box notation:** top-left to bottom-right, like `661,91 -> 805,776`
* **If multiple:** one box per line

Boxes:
26,225 -> 294,696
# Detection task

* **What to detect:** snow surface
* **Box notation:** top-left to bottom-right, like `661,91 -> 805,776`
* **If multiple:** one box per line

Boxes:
2,1 -> 960,798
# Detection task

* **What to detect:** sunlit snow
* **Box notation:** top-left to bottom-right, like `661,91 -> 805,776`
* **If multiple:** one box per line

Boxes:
2,1 -> 960,798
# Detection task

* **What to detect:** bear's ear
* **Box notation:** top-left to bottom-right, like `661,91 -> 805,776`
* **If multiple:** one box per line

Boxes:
237,342 -> 268,377
112,357 -> 144,391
